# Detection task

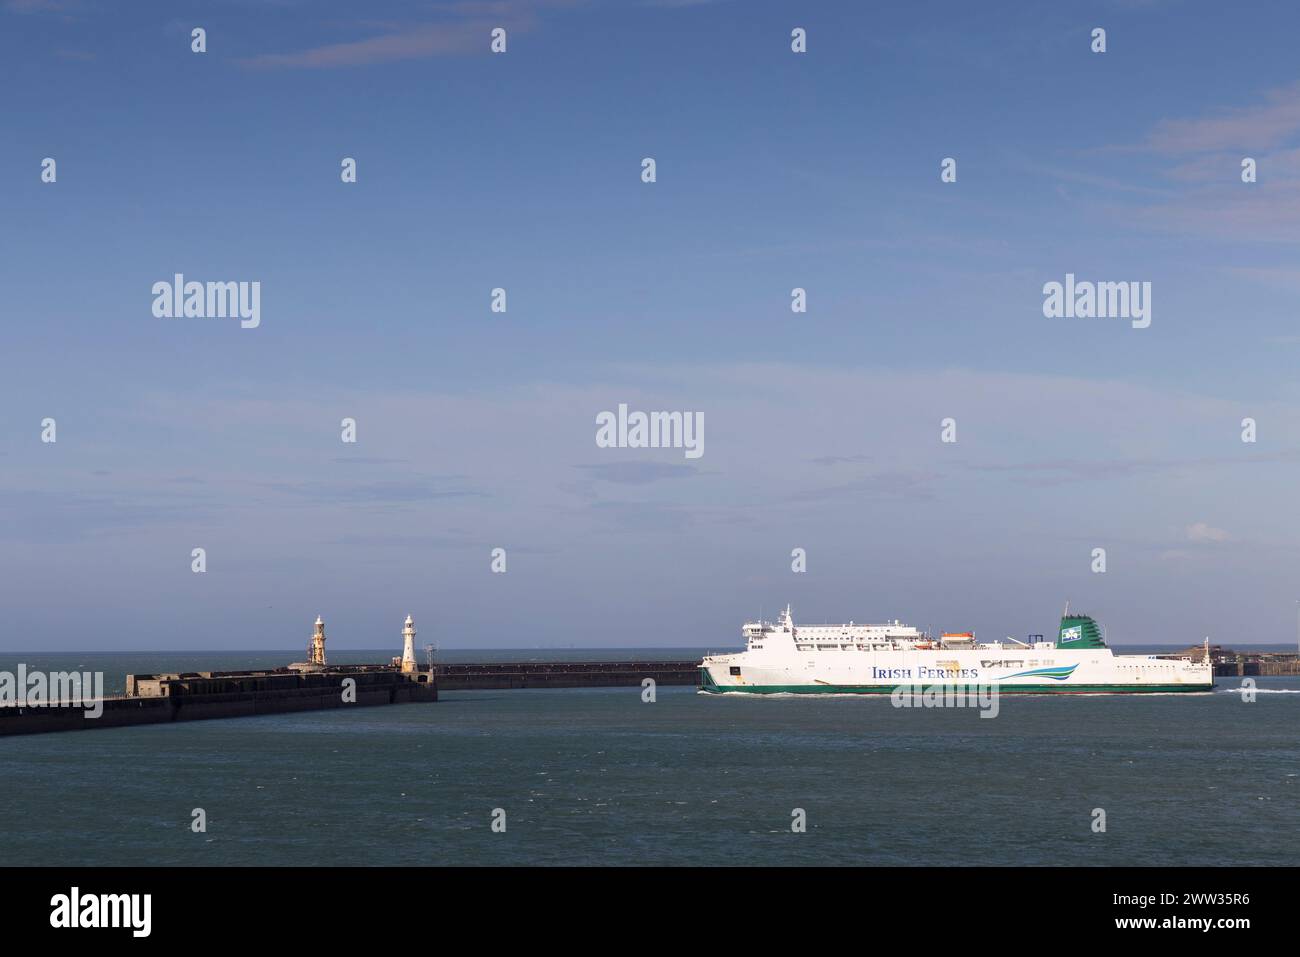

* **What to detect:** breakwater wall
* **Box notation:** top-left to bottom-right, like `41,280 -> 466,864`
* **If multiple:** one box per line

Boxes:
0,661 -> 702,736
435,660 -> 699,690
1169,645 -> 1300,676
0,668 -> 436,737
1213,656 -> 1300,677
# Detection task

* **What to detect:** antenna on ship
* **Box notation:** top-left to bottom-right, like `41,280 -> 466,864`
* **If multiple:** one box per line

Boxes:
1063,599 -> 1070,618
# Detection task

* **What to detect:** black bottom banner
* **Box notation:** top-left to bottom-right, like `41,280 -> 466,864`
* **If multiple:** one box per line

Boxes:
0,866 -> 1281,943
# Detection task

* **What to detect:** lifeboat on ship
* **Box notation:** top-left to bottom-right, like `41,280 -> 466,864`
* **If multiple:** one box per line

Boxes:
939,632 -> 975,649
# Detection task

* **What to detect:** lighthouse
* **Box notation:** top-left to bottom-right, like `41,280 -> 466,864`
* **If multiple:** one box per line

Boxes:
400,615 -> 417,673
310,615 -> 327,667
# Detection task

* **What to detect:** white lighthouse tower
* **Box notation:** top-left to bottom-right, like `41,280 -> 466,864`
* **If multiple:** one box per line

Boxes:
310,615 -> 327,667
400,615 -> 417,673
290,615 -> 329,672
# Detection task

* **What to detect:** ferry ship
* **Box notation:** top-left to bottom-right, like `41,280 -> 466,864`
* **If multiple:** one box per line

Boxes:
698,605 -> 1213,694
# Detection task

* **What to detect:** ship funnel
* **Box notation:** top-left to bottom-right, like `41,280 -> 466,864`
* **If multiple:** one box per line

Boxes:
1057,612 -> 1106,649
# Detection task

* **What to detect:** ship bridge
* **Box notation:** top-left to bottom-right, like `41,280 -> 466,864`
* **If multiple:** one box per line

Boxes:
743,606 -> 926,653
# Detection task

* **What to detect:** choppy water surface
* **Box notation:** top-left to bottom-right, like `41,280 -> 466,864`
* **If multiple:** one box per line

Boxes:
1,651 -> 1296,866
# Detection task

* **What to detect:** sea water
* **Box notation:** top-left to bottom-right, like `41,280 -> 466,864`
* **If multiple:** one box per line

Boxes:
1,650 -> 1296,866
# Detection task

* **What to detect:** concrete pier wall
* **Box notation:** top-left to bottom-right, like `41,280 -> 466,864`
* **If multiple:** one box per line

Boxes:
435,661 -> 699,690
0,672 -> 437,737
1169,645 -> 1300,676
0,660 -> 704,736
1213,658 -> 1300,677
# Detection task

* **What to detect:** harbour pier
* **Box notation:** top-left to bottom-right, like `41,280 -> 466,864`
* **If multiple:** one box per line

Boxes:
0,615 -> 705,737
1166,645 -> 1300,677
434,660 -> 699,690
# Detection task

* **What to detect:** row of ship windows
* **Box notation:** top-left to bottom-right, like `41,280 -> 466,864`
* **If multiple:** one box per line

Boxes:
795,644 -> 892,650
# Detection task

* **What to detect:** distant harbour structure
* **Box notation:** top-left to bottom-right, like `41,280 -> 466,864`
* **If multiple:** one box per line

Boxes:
0,605 -> 712,736
289,616 -> 328,673
400,615 -> 417,673
311,615 -> 327,666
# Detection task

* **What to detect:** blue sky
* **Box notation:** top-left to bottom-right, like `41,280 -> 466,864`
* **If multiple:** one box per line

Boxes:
2,0 -> 1299,650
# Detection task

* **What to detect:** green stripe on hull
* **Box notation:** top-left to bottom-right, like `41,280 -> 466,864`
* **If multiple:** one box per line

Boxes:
699,683 -> 1213,695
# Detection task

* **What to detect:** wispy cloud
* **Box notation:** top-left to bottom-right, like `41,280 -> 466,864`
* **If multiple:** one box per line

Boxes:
1036,81 -> 1300,245
6,0 -> 82,12
786,470 -> 938,504
575,462 -> 700,484
241,21 -> 497,69
324,532 -> 473,548
238,0 -> 578,69
967,450 -> 1300,487
332,456 -> 413,466
1185,521 -> 1229,543
260,478 -> 488,505
1142,81 -> 1300,154
1224,265 -> 1300,289
0,489 -> 222,544
809,454 -> 872,466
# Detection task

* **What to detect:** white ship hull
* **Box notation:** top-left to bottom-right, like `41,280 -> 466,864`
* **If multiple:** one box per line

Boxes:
699,607 -> 1213,694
